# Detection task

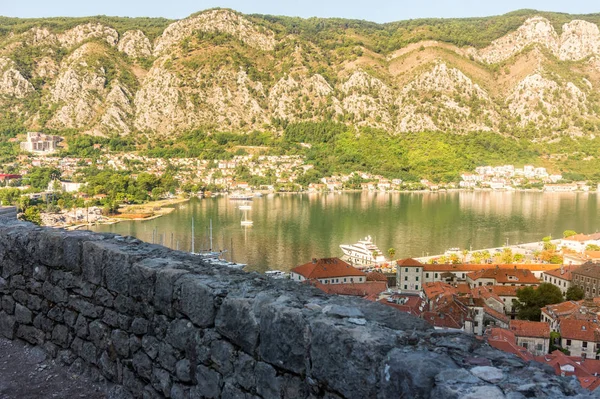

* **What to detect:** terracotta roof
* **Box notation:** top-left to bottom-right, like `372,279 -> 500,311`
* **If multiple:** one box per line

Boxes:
471,287 -> 503,304
488,285 -> 521,297
366,271 -> 389,282
381,295 -> 424,316
544,265 -> 579,281
485,327 -> 534,362
559,319 -> 600,342
396,258 -> 423,267
578,376 -> 600,391
312,281 -> 387,297
466,268 -> 540,285
585,251 -> 600,260
421,311 -> 463,330
484,306 -> 510,324
422,263 -> 558,272
542,300 -> 583,318
292,258 -> 366,279
564,233 -> 600,242
423,282 -> 457,300
509,320 -> 550,338
456,283 -> 471,295
572,262 -> 600,279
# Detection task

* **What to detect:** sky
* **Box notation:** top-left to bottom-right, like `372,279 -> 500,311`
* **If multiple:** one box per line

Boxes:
1,0 -> 599,22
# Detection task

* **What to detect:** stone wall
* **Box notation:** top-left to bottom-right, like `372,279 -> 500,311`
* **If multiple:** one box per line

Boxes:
0,218 -> 592,398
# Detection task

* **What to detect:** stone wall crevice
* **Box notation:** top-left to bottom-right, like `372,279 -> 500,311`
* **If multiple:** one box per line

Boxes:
0,218 -> 592,398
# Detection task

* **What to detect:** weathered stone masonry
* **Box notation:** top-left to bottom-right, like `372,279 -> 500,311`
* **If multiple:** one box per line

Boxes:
0,218 -> 593,398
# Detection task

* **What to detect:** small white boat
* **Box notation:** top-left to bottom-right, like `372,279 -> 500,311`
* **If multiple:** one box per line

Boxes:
239,204 -> 252,211
265,270 -> 288,279
229,192 -> 253,200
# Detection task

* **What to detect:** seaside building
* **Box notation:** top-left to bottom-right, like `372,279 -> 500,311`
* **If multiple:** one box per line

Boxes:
559,319 -> 600,359
508,320 -> 551,356
542,265 -> 578,296
572,262 -> 600,298
290,258 -> 366,285
466,267 -> 540,288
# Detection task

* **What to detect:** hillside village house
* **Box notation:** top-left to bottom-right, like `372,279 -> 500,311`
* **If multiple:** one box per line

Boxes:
543,265 -> 578,296
541,299 -> 600,332
572,262 -> 600,298
564,251 -> 600,266
509,320 -> 551,356
290,258 -> 366,285
466,267 -> 540,288
20,132 -> 62,154
559,319 -> 600,360
560,234 -> 600,253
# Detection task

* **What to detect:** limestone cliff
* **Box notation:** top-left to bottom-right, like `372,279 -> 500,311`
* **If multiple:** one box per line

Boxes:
2,9 -> 600,137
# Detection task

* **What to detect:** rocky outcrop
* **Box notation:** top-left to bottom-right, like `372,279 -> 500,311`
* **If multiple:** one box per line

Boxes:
0,57 -> 35,98
133,59 -> 190,133
57,23 -> 119,48
97,83 -> 134,134
154,9 -> 276,55
269,74 -> 342,121
506,73 -> 589,128
48,44 -> 107,129
477,17 -> 559,64
0,217 -> 592,399
477,17 -> 600,63
396,62 -> 498,132
340,71 -> 393,129
117,30 -> 152,58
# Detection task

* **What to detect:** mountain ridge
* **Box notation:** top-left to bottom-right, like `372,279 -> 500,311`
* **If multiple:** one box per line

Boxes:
1,8 -> 600,139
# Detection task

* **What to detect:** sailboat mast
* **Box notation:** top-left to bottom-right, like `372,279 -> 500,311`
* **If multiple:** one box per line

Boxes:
191,218 -> 195,254
210,219 -> 213,251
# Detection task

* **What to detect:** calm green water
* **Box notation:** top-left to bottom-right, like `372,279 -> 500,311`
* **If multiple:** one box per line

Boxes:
91,191 -> 600,272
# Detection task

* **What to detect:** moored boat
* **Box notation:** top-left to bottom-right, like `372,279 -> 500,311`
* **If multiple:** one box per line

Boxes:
340,236 -> 387,267
229,192 -> 253,200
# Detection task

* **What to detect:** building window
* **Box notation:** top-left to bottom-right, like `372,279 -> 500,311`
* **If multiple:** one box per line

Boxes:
336,279 -> 339,283
405,268 -> 408,272
415,285 -> 419,290
405,276 -> 408,281
404,285 -> 407,290
350,278 -> 354,282
566,340 -> 572,346
583,341 -> 588,348
344,278 -> 347,282
536,344 -> 543,351
416,276 -> 419,282
435,273 -> 438,278
426,273 -> 429,278
522,342 -> 528,349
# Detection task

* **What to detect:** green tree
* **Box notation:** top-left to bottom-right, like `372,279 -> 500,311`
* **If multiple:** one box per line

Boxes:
20,206 -> 41,225
516,283 -> 564,321
586,244 -> 600,251
566,285 -> 585,301
563,230 -> 577,238
388,248 -> 396,259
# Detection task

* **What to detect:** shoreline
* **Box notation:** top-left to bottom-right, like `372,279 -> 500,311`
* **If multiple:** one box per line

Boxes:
47,197 -> 191,229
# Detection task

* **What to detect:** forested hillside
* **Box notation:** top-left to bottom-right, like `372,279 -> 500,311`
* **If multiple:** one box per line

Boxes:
3,8 -> 600,180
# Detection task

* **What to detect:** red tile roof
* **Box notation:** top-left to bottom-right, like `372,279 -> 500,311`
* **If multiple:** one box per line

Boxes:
310,281 -> 387,297
396,258 -> 423,267
484,306 -> 510,324
381,295 -> 424,316
544,265 -> 580,281
542,300 -> 583,318
466,268 -> 540,285
366,271 -> 389,282
559,319 -> 600,342
292,258 -> 366,279
485,327 -> 534,362
509,320 -> 550,338
423,282 -> 457,300
422,263 -> 561,273
564,233 -> 600,242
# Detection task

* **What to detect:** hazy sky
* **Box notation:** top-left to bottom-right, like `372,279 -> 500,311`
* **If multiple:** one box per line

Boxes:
1,0 -> 599,22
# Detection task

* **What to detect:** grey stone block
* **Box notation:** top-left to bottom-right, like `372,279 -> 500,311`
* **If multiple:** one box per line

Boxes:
89,320 -> 110,351
16,325 -> 45,345
166,319 -> 197,351
175,359 -> 191,382
1,296 -> 14,314
133,350 -> 153,381
210,339 -> 234,375
0,312 -> 16,339
215,297 -> 259,355
151,367 -> 172,397
255,362 -> 281,399
143,335 -> 160,360
111,329 -> 130,358
42,281 -> 68,304
51,324 -> 72,348
192,365 -> 222,399
131,318 -> 149,335
175,276 -> 215,328
154,267 -> 188,316
14,302 -> 32,324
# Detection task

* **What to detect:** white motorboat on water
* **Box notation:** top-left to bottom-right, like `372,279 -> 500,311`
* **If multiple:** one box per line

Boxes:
340,236 -> 387,267
265,270 -> 288,279
229,192 -> 253,200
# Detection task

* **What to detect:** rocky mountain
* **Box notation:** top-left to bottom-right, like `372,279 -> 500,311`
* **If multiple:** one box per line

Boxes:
2,8 -> 600,138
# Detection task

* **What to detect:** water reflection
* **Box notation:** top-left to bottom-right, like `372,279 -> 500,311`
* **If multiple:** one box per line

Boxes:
92,192 -> 600,273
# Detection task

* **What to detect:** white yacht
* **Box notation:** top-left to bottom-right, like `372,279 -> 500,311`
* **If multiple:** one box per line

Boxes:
340,236 -> 387,267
